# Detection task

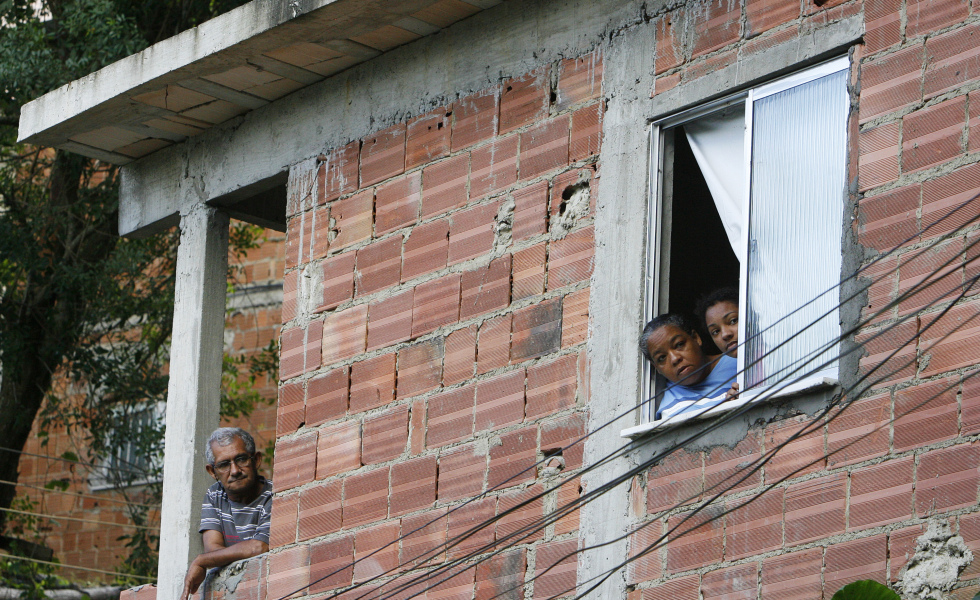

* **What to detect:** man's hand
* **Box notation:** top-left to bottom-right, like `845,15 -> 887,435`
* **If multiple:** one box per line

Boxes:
179,560 -> 207,600
725,382 -> 739,402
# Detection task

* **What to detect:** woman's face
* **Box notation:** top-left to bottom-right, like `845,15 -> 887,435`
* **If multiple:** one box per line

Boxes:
705,300 -> 739,357
645,325 -> 709,385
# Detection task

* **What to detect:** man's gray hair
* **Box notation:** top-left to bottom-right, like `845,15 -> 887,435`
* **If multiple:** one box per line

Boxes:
205,427 -> 256,465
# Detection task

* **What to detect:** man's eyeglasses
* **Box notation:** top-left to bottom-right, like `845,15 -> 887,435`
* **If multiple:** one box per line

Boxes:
212,453 -> 254,472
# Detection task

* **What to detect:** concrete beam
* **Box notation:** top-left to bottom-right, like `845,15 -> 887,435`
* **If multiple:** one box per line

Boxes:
156,205 -> 229,600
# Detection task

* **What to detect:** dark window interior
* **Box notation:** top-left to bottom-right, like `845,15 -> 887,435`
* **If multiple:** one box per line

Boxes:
664,126 -> 739,353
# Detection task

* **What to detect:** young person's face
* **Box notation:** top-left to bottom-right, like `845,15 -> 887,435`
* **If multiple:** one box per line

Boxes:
646,325 -> 709,385
705,300 -> 739,357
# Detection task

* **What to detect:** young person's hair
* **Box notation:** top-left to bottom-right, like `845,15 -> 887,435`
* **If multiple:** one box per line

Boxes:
640,313 -> 699,361
694,286 -> 739,328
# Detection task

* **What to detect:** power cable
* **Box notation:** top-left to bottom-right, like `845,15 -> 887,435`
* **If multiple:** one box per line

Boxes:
0,554 -> 155,582
0,447 -> 148,477
0,507 -> 160,531
0,479 -> 161,509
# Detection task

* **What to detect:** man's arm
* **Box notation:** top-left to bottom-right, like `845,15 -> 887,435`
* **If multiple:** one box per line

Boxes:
179,532 -> 268,600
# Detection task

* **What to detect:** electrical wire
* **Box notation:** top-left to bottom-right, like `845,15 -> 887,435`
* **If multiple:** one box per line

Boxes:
0,554 -> 155,581
0,479 -> 161,509
0,446 -> 149,477
0,507 -> 160,531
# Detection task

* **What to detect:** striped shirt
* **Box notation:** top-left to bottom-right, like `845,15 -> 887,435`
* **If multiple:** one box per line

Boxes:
199,477 -> 273,545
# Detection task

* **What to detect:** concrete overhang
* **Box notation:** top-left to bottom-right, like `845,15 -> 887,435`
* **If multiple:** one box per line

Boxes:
16,0 -> 500,166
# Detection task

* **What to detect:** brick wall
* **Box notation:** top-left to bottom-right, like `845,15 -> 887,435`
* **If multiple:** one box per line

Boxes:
627,0 -> 980,598
12,227 -> 284,581
242,51 -> 603,600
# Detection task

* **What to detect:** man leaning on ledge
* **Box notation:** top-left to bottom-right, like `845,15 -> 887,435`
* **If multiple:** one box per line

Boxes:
180,427 -> 272,600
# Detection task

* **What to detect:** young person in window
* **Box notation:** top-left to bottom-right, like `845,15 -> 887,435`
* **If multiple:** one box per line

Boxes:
641,314 -> 737,419
180,427 -> 272,600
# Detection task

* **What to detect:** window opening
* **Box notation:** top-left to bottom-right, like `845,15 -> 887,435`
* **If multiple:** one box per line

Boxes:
643,57 -> 849,425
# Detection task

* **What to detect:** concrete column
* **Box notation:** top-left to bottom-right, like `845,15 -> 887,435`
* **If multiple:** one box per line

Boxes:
157,204 -> 229,600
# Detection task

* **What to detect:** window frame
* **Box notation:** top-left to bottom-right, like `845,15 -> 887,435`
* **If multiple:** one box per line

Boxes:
88,400 -> 166,491
637,56 -> 849,429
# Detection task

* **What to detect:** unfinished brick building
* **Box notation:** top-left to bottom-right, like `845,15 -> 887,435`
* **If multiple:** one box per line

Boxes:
16,0 -> 980,598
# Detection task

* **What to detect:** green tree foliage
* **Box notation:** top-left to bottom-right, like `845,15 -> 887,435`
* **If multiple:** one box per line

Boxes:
0,0 -> 256,582
831,580 -> 901,600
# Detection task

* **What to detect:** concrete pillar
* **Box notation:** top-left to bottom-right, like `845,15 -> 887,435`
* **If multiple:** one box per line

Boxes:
157,204 -> 229,600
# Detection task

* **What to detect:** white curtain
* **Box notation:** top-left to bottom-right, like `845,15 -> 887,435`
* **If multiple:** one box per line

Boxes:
683,107 -> 746,258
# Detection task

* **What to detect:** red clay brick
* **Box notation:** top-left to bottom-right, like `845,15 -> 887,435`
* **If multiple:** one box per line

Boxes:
444,324 -> 477,385
402,218 -> 450,282
311,204 -> 331,261
407,107 -> 451,170
389,454 -> 437,516
962,374 -> 980,434
647,450 -> 703,513
889,525 -> 925,581
274,431 -> 318,491
761,548 -> 823,598
349,353 -> 396,413
461,255 -> 511,320
746,0 -> 799,37
428,385 -> 476,448
309,534 -> 354,593
916,443 -> 980,514
376,172 -> 421,236
362,404 -> 408,465
903,96 -> 966,173
548,226 -> 593,289
512,181 -> 549,241
855,321 -> 918,387
316,421 -> 360,479
969,90 -> 980,152
277,381 -> 305,435
413,274 -> 461,337
701,563 -> 758,600
361,123 -> 406,187
631,577 -> 700,600
283,270 -> 298,323
859,122 -> 899,191
826,394 -> 890,467
307,367 -> 349,427
319,141 -> 359,204
858,184 -> 920,250
330,189 -> 374,251
693,0 -> 741,55
355,236 -> 402,296
924,25 -> 980,98
447,497 -> 495,559
526,354 -> 577,419
686,49 -> 737,82
476,369 -> 526,432
449,202 -> 498,265
422,154 -> 469,218
628,524 -> 663,585
654,13 -> 683,75
471,135 -> 519,200
285,215 -> 301,269
488,426 -> 537,489
724,489 -> 783,560
452,88 -> 499,152
570,102 -> 603,161
270,493 -> 299,548
893,379 -> 958,450
512,243 -> 547,300
344,467 -> 390,528
478,314 -> 512,374
764,415 -> 825,483
520,116 -> 569,180
920,160 -> 980,241
500,68 -> 549,135
410,397 -> 426,455
534,539 -> 577,600
397,337 -> 444,399
366,288 -> 414,351
353,521 -> 399,581
557,52 -> 602,111
704,431 -> 762,495
305,320 -> 323,376
400,509 -> 448,566
298,480 -> 342,541
849,457 -> 914,530
319,252 -> 356,311
666,506 -> 725,572
511,298 -> 562,362
321,304 -> 368,365
562,288 -> 589,348
280,326 -> 306,381
496,485 -> 544,544
539,412 -> 586,469
908,0 -> 969,39
438,442 -> 486,501
865,0 -> 902,51
267,545 -> 309,600
824,535 -> 888,593
860,45 -> 924,121
784,472 -> 846,545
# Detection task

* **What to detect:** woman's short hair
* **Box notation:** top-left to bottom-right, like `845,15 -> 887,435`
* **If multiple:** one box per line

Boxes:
640,313 -> 699,361
694,286 -> 738,327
